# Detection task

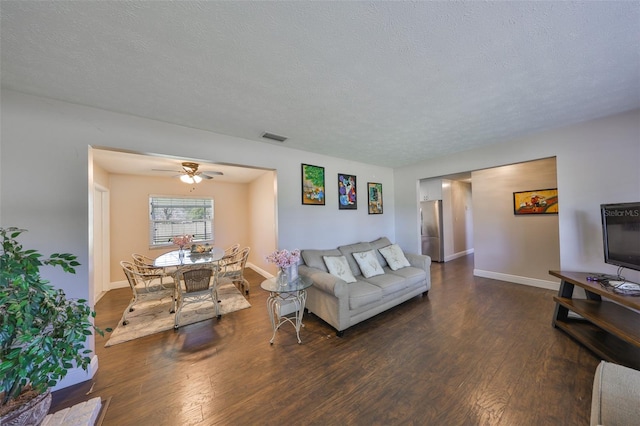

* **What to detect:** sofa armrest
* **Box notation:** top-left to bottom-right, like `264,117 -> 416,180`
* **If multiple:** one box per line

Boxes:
591,360 -> 640,426
298,265 -> 348,298
405,252 -> 431,273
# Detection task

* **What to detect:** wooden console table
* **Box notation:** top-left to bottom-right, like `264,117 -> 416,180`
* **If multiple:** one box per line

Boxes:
550,270 -> 640,370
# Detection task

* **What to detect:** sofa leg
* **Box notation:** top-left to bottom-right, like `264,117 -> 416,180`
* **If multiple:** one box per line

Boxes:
336,330 -> 344,338
422,290 -> 429,296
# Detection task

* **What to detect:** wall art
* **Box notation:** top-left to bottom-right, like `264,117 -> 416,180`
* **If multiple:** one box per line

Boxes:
513,188 -> 558,215
338,173 -> 357,210
301,164 -> 325,205
367,182 -> 383,214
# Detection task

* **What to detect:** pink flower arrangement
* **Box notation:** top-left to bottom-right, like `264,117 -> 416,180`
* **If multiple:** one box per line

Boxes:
266,249 -> 300,269
172,234 -> 193,248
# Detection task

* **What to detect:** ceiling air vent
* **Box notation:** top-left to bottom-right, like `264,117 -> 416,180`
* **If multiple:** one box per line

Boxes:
262,132 -> 288,142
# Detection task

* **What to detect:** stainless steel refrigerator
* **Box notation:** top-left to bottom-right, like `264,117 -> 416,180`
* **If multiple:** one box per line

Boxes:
420,200 -> 444,262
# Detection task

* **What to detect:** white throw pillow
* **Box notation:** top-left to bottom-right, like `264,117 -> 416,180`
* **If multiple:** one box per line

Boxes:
323,255 -> 357,283
352,250 -> 385,278
378,244 -> 411,271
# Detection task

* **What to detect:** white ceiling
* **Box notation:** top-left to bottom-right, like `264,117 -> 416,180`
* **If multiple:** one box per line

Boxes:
91,148 -> 271,184
2,1 -> 639,169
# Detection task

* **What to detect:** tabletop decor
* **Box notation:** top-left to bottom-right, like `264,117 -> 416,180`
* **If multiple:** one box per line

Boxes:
266,249 -> 300,284
172,234 -> 193,249
172,234 -> 193,258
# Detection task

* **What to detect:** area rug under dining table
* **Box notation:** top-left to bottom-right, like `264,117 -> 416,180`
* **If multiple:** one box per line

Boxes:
105,282 -> 251,347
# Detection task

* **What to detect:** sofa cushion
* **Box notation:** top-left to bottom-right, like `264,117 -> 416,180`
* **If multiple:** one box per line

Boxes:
365,273 -> 407,296
349,281 -> 383,310
323,255 -> 357,283
302,249 -> 341,272
378,244 -> 411,271
353,250 -> 384,278
369,237 -> 392,268
338,242 -> 372,276
385,266 -> 426,287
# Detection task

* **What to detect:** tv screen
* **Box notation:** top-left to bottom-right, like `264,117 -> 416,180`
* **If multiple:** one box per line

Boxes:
601,202 -> 640,272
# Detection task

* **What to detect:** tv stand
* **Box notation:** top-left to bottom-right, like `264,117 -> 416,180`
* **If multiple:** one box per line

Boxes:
550,270 -> 640,370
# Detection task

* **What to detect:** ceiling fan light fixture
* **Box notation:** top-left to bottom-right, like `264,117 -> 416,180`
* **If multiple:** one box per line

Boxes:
180,174 -> 201,184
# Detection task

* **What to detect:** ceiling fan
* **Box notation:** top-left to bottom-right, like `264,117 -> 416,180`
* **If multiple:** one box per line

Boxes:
153,162 -> 223,184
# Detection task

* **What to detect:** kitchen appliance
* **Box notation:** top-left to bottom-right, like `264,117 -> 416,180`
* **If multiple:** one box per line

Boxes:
420,200 -> 444,262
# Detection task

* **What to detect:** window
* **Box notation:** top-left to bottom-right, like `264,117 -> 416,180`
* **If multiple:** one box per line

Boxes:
149,196 -> 214,248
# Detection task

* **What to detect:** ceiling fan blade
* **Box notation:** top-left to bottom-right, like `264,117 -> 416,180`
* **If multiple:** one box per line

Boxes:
152,168 -> 182,173
199,173 -> 214,180
201,171 -> 223,176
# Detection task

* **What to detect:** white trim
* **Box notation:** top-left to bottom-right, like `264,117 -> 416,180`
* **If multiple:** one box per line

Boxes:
247,262 -> 273,279
474,269 -> 560,291
51,355 -> 99,391
110,279 -> 129,290
444,248 -> 474,262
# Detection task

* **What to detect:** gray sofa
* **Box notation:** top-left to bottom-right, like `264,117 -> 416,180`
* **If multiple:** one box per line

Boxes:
591,360 -> 640,426
298,237 -> 431,336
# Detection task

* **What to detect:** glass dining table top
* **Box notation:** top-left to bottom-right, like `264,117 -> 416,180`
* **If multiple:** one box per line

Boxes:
153,247 -> 225,267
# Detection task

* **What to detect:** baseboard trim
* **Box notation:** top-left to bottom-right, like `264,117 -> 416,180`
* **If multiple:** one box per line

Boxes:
474,269 -> 560,291
109,263 -> 271,290
444,249 -> 474,262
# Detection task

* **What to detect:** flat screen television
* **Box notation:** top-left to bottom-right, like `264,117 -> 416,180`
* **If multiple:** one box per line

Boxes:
600,202 -> 640,272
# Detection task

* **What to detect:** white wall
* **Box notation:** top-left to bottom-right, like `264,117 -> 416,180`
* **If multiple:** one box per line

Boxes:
394,109 -> 640,285
0,89 -> 396,387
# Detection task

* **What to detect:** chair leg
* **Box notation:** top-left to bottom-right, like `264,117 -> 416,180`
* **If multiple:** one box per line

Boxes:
174,298 -> 183,329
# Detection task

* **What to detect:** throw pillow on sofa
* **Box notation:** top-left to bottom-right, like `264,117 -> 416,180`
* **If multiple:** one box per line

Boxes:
378,244 -> 411,271
323,255 -> 357,283
353,250 -> 385,278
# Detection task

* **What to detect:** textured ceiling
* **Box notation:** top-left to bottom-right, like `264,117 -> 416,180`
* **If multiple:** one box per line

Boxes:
2,1 -> 639,168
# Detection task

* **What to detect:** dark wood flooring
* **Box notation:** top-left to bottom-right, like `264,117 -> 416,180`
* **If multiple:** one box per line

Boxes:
50,255 -> 599,425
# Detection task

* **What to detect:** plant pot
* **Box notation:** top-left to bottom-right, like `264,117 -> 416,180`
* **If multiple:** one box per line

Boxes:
0,389 -> 51,426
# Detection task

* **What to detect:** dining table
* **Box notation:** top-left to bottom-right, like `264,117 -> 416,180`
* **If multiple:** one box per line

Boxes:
154,247 -> 225,268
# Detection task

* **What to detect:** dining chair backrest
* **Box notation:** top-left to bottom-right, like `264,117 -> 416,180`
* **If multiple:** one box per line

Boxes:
172,264 -> 221,328
224,243 -> 241,257
131,253 -> 155,268
182,267 -> 214,293
219,247 -> 250,294
219,243 -> 241,267
121,260 -> 139,290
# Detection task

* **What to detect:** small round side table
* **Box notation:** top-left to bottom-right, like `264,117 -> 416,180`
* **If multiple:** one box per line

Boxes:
260,275 -> 313,344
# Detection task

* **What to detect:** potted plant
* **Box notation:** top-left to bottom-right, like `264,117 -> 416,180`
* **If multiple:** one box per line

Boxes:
0,227 -> 104,424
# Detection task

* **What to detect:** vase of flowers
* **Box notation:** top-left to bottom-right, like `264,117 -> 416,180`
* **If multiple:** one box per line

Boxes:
172,234 -> 193,258
266,249 -> 300,284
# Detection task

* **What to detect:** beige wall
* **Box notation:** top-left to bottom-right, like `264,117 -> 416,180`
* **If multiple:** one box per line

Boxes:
247,170 -> 278,276
109,174 -> 252,282
451,180 -> 473,256
472,157 -> 559,282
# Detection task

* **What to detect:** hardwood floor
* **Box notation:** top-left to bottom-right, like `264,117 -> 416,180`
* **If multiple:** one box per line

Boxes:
50,255 -> 599,425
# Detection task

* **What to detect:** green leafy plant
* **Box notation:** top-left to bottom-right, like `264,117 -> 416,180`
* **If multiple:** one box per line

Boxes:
0,227 -> 104,409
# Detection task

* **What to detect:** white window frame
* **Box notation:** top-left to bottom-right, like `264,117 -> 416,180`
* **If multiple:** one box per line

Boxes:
149,195 -> 214,249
